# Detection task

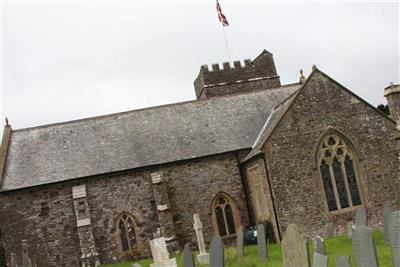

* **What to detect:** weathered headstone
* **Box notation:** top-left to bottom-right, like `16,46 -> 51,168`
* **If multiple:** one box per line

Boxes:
325,222 -> 333,237
183,244 -> 195,267
389,211 -> 400,267
335,256 -> 351,267
209,236 -> 224,267
149,237 -> 177,267
383,203 -> 393,243
257,224 -> 267,262
313,252 -> 328,267
10,252 -> 17,267
132,263 -> 143,267
352,226 -> 378,267
355,207 -> 367,227
281,224 -> 308,267
347,222 -> 354,238
193,214 -> 209,264
21,240 -> 32,267
313,236 -> 326,255
236,226 -> 244,257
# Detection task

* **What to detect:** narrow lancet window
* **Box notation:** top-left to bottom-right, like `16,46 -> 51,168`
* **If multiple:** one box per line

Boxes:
118,213 -> 138,252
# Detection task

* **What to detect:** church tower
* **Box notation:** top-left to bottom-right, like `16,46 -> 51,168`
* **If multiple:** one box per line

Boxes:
384,83 -> 400,127
194,49 -> 281,99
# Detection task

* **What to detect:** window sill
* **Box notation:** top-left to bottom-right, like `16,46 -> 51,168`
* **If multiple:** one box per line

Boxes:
327,205 -> 362,216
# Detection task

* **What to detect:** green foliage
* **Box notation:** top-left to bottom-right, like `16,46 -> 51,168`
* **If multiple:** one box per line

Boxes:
101,231 -> 392,267
377,104 -> 390,116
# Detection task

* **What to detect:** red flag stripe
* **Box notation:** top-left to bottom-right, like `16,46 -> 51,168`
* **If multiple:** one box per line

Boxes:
216,1 -> 229,27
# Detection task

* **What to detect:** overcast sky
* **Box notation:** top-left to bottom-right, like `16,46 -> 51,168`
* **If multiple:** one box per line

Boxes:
1,1 -> 399,132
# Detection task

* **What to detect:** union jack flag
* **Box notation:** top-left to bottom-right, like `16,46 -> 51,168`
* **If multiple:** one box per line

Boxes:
216,0 -> 229,27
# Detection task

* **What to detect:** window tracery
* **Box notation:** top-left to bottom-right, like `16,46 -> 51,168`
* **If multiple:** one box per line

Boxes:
318,133 -> 362,211
212,193 -> 238,237
117,213 -> 138,252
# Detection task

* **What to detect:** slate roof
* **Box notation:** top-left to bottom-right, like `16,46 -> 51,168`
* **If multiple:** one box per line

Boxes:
1,83 -> 300,191
245,89 -> 301,161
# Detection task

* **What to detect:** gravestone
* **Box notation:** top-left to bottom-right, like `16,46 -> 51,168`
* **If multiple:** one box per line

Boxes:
193,214 -> 209,264
209,236 -> 224,267
383,203 -> 393,243
281,224 -> 308,267
335,256 -> 351,267
236,226 -> 244,257
257,224 -> 268,262
313,236 -> 326,255
347,222 -> 354,238
183,244 -> 195,267
325,222 -> 333,237
21,240 -> 32,267
352,226 -> 378,267
10,252 -> 17,267
313,252 -> 328,267
355,207 -> 367,227
389,211 -> 400,267
132,264 -> 143,267
149,237 -> 177,267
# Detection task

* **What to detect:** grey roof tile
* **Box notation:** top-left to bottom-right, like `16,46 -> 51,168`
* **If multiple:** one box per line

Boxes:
2,83 -> 300,191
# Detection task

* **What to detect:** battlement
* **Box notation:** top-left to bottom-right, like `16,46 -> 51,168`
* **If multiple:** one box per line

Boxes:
194,50 -> 281,99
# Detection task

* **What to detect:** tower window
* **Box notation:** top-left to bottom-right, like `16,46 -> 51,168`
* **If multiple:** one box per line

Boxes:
318,133 -> 362,211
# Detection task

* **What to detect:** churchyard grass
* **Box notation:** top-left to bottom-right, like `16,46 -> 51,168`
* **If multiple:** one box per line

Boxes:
100,231 -> 392,267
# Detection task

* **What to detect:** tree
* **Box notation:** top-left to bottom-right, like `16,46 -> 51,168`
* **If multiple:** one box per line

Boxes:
377,104 -> 390,116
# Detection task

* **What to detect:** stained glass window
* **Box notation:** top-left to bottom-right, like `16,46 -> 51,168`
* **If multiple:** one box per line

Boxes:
318,133 -> 362,211
213,193 -> 238,236
320,160 -> 337,211
118,213 -> 138,251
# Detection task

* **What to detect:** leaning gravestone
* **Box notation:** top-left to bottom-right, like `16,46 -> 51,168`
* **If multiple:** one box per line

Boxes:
335,256 -> 351,267
183,244 -> 195,267
313,236 -> 326,255
236,226 -> 244,257
313,252 -> 328,267
149,237 -> 177,267
281,224 -> 308,267
389,211 -> 400,267
209,236 -> 224,267
355,207 -> 367,227
257,224 -> 268,262
383,202 -> 393,243
352,225 -> 379,267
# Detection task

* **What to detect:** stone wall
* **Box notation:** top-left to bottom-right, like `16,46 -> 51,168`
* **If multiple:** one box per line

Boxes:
162,152 -> 250,249
0,152 -> 249,266
194,50 -> 281,99
262,70 -> 400,238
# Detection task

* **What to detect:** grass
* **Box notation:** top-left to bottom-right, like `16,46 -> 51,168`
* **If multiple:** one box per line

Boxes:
101,231 -> 392,267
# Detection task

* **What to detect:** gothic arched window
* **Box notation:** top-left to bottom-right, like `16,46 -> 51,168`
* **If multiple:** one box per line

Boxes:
212,193 -> 239,237
117,213 -> 138,252
318,133 -> 362,212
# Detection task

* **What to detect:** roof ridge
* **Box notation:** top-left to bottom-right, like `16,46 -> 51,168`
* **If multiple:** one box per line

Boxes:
12,82 -> 300,133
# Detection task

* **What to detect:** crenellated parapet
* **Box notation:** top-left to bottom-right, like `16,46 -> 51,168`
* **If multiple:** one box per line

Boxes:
194,50 -> 281,99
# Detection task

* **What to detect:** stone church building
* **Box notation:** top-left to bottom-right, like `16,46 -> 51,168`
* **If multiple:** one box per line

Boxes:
0,50 -> 399,266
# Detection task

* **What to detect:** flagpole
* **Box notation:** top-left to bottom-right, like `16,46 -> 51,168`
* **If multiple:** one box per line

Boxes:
221,26 -> 232,64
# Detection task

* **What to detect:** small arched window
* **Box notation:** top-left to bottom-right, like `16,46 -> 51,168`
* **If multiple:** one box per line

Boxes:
212,193 -> 239,237
318,133 -> 362,211
117,213 -> 138,251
